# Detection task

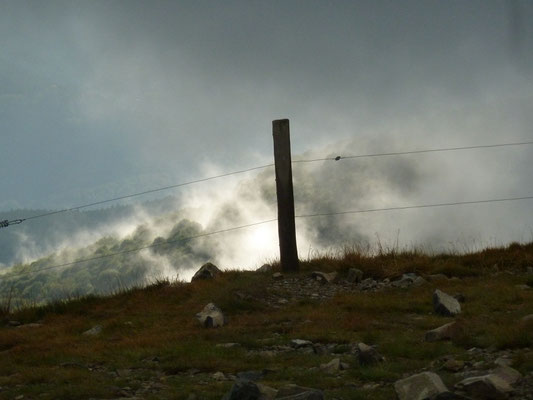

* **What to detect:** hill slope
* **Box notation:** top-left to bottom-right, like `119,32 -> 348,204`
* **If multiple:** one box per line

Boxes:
0,243 -> 532,399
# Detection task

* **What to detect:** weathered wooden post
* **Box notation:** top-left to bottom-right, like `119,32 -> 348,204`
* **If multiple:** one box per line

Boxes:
272,119 -> 299,272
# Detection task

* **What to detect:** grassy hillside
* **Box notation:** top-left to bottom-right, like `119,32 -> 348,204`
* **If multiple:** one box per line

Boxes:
0,243 -> 532,399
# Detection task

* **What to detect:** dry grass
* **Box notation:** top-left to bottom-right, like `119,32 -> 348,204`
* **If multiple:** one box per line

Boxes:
0,242 -> 531,399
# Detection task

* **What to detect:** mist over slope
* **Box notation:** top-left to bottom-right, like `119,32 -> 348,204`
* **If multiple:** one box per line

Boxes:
1,138 -> 533,305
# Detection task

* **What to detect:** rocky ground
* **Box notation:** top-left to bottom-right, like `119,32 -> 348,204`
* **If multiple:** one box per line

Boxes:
1,261 -> 532,400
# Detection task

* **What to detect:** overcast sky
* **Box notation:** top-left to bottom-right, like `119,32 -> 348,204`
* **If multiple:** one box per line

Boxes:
1,0 -> 533,252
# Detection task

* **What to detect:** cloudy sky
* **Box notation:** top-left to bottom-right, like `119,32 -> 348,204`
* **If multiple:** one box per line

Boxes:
1,0 -> 533,255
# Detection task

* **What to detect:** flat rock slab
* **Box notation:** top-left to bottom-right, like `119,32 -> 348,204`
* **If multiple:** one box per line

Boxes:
394,371 -> 449,400
425,322 -> 457,342
433,289 -> 461,316
456,374 -> 512,399
82,325 -> 102,336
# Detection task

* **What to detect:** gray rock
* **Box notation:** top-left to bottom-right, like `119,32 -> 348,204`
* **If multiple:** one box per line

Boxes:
257,264 -> 273,273
433,289 -> 461,316
412,276 -> 428,287
347,268 -> 363,283
491,366 -> 522,386
394,372 -> 449,400
291,339 -> 313,348
521,314 -> 533,322
196,303 -> 225,328
191,262 -> 221,281
82,325 -> 102,336
494,357 -> 513,368
275,384 -> 324,400
356,342 -> 384,365
213,371 -> 227,381
320,358 -> 348,374
216,343 -> 241,348
236,370 -> 264,382
222,379 -> 262,400
310,271 -> 337,284
425,322 -> 457,342
456,374 -> 512,399
272,272 -> 284,280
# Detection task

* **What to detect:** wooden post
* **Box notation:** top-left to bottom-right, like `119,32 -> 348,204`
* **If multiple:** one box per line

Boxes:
273,119 -> 299,272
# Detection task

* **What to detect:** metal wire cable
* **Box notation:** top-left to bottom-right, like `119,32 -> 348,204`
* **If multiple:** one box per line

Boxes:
16,163 -> 274,223
293,140 -> 533,163
4,139 -> 532,227
295,195 -> 533,219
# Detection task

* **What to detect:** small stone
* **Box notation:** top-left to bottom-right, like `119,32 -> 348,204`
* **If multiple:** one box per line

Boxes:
320,358 -> 346,374
433,289 -> 461,316
491,366 -> 522,386
443,359 -> 465,372
291,339 -> 313,348
456,374 -> 512,399
521,314 -> 533,322
16,323 -> 42,329
494,357 -> 513,368
82,325 -> 102,336
216,343 -> 240,348
195,303 -> 225,328
212,371 -> 226,381
412,276 -> 428,287
191,262 -> 221,281
356,342 -> 384,365
425,322 -> 457,342
276,384 -> 324,399
347,268 -> 363,283
311,271 -> 338,284
394,372 -> 449,400
257,264 -> 273,272
272,272 -> 284,280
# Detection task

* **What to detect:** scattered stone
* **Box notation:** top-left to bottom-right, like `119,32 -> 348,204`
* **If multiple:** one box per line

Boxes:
82,325 -> 102,336
276,384 -> 324,399
360,278 -> 378,290
492,365 -> 522,386
257,264 -> 273,273
272,272 -> 284,280
433,289 -> 461,316
444,359 -> 465,372
16,323 -> 42,329
236,370 -> 264,382
521,314 -> 533,322
195,303 -> 225,328
212,371 -> 226,381
427,274 -> 449,281
425,322 -> 457,342
346,268 -> 363,283
191,262 -> 221,281
456,374 -> 512,399
320,358 -> 349,374
356,342 -> 384,365
291,339 -> 313,348
494,357 -> 513,368
394,372 -> 449,400
216,343 -> 241,348
222,379 -> 262,400
311,271 -> 337,284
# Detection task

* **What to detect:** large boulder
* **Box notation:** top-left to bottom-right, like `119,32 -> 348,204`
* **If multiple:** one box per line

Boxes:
196,303 -> 225,328
433,289 -> 461,316
394,372 -> 449,400
191,262 -> 222,281
221,379 -> 262,400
